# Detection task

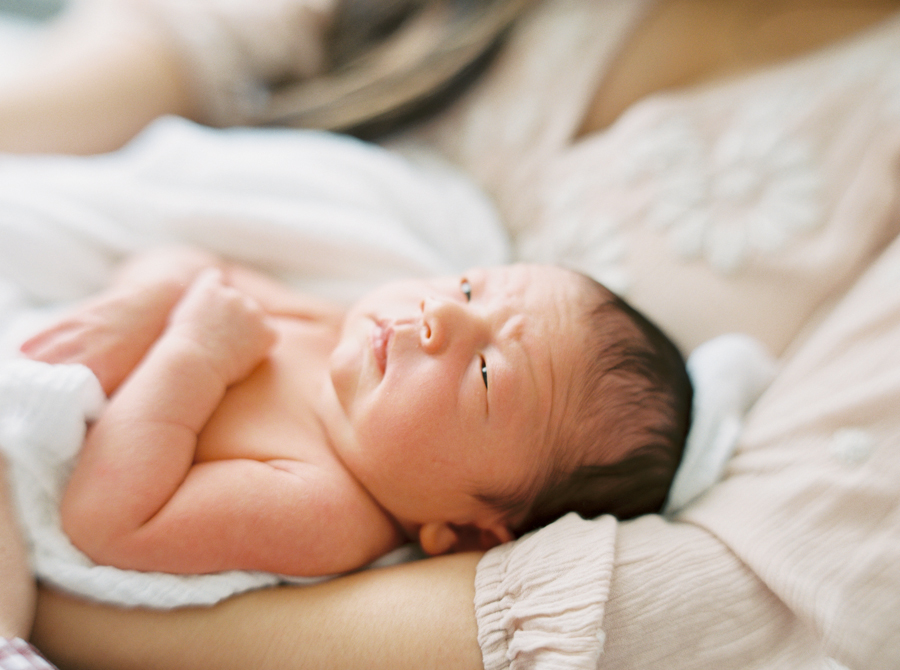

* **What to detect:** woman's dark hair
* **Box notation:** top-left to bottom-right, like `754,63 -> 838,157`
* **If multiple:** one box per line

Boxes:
255,0 -> 537,138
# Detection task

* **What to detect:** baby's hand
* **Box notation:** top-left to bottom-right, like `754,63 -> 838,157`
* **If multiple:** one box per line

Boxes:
21,284 -> 173,395
167,269 -> 277,386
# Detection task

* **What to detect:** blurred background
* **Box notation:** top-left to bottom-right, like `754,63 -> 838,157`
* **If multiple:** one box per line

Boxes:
0,0 -> 63,19
0,0 -> 60,83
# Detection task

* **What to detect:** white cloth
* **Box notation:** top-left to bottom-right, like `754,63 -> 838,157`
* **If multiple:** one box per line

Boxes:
664,333 -> 777,516
0,116 -> 510,311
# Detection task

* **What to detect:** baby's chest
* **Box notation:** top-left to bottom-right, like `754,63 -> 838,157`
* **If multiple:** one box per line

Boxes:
194,317 -> 338,465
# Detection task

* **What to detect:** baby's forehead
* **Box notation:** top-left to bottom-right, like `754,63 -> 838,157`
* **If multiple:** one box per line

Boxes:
464,264 -> 590,307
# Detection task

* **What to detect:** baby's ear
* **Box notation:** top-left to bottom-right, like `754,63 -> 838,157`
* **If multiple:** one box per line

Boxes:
418,521 -> 514,555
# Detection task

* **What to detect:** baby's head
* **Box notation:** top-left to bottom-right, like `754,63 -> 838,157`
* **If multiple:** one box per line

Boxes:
329,265 -> 691,555
478,275 -> 693,537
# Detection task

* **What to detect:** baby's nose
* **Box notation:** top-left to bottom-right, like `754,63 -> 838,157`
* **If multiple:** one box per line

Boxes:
419,297 -> 446,353
419,297 -> 475,353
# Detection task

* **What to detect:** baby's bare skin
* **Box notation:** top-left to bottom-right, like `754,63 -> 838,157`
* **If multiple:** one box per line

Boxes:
24,249 -> 588,578
26,252 -> 405,576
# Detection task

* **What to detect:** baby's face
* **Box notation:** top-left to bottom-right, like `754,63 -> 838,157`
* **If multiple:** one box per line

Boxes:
329,264 -> 589,539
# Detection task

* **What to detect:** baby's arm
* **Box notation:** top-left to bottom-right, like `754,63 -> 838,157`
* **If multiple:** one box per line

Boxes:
60,269 -> 276,567
22,248 -> 342,394
60,269 -> 399,575
21,247 -> 221,395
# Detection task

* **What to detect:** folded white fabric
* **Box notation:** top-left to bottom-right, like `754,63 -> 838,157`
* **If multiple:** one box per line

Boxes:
664,333 -> 777,516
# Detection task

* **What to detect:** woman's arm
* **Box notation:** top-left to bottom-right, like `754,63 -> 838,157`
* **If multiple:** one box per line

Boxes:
0,458 -> 36,641
32,552 -> 485,670
0,3 -> 198,155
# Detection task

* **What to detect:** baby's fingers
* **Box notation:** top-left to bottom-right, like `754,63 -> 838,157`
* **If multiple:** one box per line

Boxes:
20,321 -> 88,364
170,269 -> 277,383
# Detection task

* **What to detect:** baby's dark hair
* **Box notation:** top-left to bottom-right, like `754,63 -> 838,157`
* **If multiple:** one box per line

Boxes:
479,275 -> 693,536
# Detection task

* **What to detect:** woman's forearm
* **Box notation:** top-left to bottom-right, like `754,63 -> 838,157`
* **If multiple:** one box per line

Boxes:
33,553 -> 485,670
0,4 -> 199,155
0,458 -> 36,640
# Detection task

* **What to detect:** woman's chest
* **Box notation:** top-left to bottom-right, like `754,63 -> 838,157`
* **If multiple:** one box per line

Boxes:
491,1 -> 900,355
194,317 -> 339,465
579,0 -> 900,136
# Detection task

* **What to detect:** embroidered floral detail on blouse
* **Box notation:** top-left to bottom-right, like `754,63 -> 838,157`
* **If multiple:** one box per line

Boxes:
625,106 -> 824,275
517,183 -> 631,295
515,15 -> 900,290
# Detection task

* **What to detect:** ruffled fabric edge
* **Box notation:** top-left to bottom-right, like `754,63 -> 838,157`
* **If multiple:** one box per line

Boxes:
474,513 -> 616,670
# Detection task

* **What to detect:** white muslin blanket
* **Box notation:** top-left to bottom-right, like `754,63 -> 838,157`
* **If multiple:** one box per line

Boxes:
0,116 -> 510,314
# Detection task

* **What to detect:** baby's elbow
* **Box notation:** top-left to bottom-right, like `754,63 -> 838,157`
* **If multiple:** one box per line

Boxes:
60,494 -> 122,567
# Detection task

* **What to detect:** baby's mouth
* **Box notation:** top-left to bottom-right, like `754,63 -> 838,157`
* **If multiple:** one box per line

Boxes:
371,319 -> 392,375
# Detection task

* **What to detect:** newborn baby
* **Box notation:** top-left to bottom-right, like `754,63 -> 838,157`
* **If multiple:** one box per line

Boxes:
22,247 -> 691,576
